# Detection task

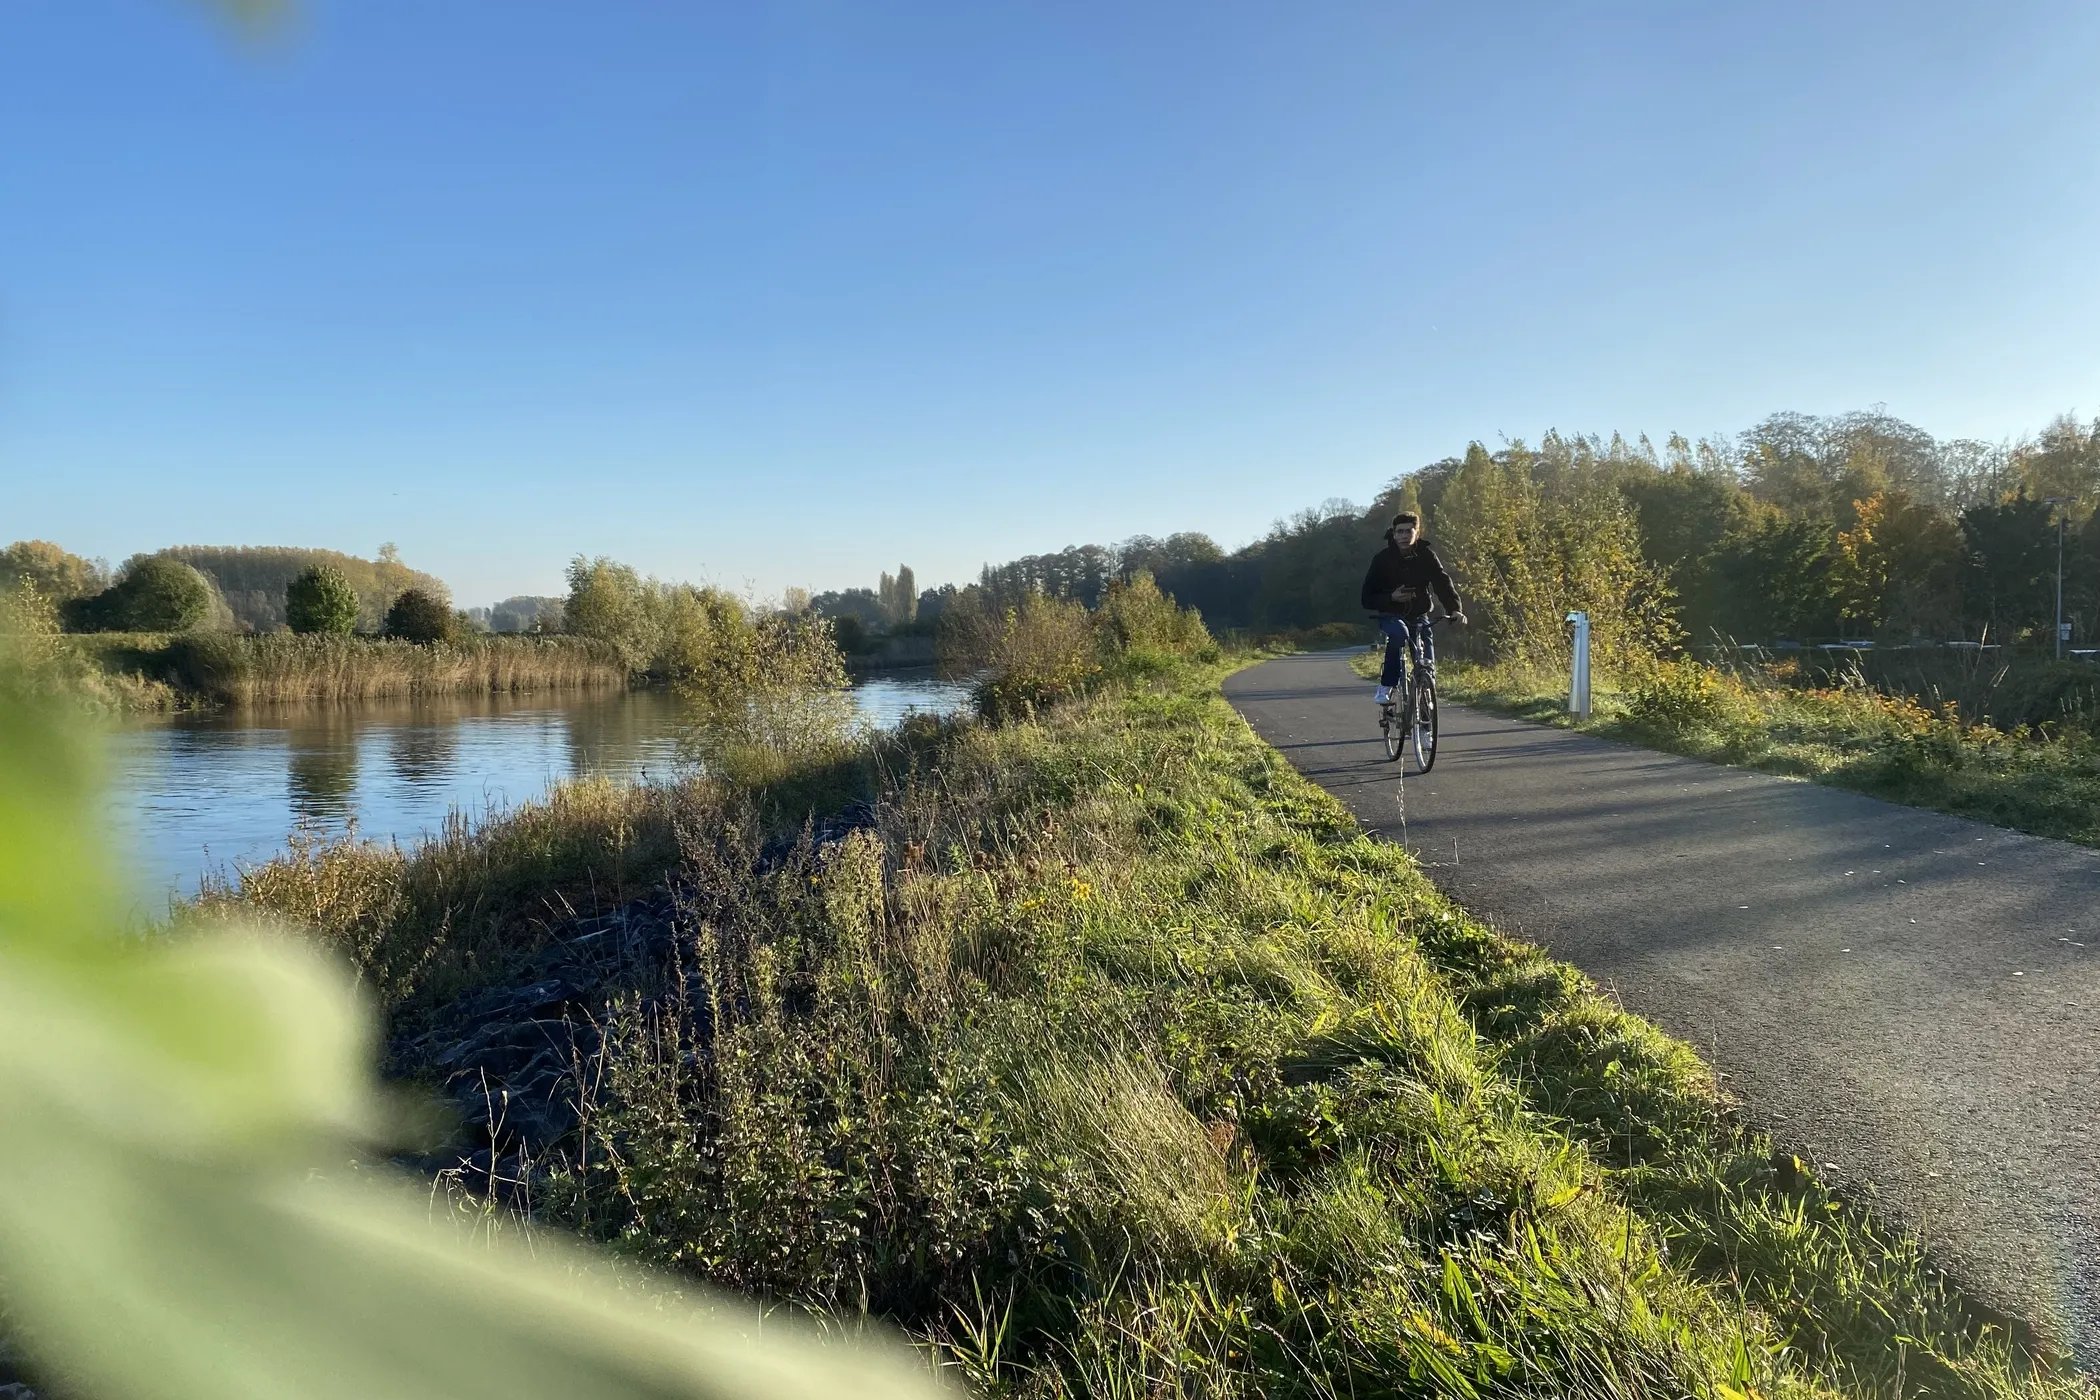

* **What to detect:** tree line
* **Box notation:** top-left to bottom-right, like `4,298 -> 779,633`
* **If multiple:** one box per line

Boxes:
959,408 -> 2100,672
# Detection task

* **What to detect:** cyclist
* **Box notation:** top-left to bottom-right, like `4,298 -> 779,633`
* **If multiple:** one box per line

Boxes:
1360,512 -> 1464,705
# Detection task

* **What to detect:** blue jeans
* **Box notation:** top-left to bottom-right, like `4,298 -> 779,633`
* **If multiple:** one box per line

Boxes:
1378,615 -> 1433,691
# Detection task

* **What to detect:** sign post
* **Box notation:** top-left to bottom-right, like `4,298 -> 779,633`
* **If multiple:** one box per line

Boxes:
1566,610 -> 1591,719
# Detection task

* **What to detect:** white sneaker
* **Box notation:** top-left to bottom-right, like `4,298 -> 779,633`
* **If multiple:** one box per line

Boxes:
1373,685 -> 1393,705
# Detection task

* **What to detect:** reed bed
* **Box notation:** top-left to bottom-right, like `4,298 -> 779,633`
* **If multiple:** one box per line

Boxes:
166,633 -> 629,706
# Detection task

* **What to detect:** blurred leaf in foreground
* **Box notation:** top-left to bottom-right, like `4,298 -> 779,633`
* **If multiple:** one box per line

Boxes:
0,679 -> 936,1400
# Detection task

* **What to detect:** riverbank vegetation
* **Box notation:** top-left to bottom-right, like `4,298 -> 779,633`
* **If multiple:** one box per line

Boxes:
0,541 -> 855,710
181,585 -> 2084,1399
0,589 -> 178,711
560,555 -> 846,698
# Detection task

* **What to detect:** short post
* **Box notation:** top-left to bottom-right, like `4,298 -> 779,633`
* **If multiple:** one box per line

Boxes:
1566,610 -> 1591,719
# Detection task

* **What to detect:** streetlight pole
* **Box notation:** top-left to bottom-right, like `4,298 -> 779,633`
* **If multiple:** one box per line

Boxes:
2045,497 -> 2067,660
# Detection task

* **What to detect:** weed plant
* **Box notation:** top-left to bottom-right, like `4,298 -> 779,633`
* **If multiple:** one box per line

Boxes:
196,656 -> 2086,1399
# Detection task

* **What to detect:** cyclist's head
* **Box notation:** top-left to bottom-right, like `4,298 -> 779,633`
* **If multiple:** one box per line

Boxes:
1387,512 -> 1419,547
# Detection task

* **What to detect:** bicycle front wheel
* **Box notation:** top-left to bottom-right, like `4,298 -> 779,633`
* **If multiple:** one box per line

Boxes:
1411,676 -> 1439,774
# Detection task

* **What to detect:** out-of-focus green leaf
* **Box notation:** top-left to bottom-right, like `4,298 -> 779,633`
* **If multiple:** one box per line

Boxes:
0,688 -> 938,1399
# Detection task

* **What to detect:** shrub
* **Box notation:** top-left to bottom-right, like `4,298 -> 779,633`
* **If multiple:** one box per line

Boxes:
63,556 -> 214,633
1623,657 -> 1749,735
973,594 -> 1100,719
286,566 -> 361,636
1094,570 -> 1216,663
384,588 -> 454,644
563,556 -> 660,674
657,587 -> 847,703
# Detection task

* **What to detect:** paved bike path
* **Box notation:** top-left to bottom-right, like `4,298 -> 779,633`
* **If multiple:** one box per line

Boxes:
1224,650 -> 2100,1359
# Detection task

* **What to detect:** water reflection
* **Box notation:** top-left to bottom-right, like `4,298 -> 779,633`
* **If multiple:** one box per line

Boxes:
286,718 -> 359,824
385,716 -> 458,788
104,674 -> 973,903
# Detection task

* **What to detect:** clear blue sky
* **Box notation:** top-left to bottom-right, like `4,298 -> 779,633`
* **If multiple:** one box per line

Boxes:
4,0 -> 2097,606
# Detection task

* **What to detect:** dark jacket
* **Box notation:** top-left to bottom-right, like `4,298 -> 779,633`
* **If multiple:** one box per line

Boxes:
1360,539 -> 1461,618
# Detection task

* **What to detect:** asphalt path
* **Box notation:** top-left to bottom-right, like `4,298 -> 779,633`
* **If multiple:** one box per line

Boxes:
1225,650 -> 2100,1361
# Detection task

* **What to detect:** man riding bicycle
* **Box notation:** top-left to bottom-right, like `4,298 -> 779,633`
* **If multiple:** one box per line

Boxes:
1360,512 -> 1464,705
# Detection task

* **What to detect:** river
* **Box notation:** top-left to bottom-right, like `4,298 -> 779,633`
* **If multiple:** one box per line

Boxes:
102,674 -> 974,905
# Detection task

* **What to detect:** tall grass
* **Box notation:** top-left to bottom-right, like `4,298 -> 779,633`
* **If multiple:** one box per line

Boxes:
190,657 -> 2087,1399
4,597 -> 179,711
190,775 -> 693,1012
166,632 -> 629,706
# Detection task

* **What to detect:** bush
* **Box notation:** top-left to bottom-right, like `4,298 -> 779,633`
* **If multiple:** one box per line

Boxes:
1094,571 -> 1216,663
1623,657 -> 1751,735
286,566 -> 361,636
383,588 -> 454,644
973,594 -> 1100,719
62,556 -> 214,633
562,556 -> 661,674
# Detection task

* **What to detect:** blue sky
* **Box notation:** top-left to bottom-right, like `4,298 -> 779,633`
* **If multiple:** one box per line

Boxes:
3,0 -> 2097,605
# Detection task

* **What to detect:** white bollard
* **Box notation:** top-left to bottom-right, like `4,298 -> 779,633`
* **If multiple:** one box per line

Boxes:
1566,610 -> 1591,719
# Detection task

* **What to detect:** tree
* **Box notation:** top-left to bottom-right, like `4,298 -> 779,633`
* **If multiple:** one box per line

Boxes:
1620,463 -> 1751,639
1829,491 -> 1961,637
61,556 -> 216,633
2014,415 -> 2100,522
877,566 -> 918,626
563,556 -> 661,673
286,566 -> 361,636
487,596 -> 564,633
1712,516 -> 1836,641
0,541 -> 107,602
384,588 -> 455,644
1960,495 -> 2057,639
162,546 -> 447,632
809,588 -> 887,630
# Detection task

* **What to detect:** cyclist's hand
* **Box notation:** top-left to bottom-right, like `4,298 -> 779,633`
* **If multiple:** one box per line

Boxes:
1451,611 -> 1468,626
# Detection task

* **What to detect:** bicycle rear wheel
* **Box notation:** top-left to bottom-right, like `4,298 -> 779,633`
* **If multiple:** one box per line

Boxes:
1411,675 -> 1439,774
1380,705 -> 1403,761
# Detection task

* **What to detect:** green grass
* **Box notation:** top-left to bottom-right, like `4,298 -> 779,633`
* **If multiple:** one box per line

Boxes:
1354,649 -> 2100,848
197,659 -> 2088,1398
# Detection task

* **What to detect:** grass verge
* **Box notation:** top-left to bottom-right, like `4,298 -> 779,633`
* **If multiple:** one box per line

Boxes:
200,659 -> 2088,1398
1353,649 -> 2100,848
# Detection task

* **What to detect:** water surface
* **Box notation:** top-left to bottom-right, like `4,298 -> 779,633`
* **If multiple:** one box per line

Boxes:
105,675 -> 974,904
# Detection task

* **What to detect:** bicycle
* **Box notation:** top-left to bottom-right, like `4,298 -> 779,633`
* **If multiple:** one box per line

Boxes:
1372,612 -> 1444,774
